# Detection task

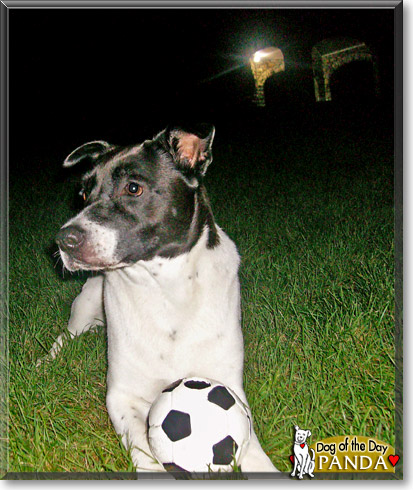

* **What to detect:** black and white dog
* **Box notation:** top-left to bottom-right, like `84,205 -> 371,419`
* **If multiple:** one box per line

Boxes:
51,124 -> 277,474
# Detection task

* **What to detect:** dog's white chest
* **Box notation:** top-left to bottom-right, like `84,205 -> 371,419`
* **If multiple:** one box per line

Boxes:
103,228 -> 244,397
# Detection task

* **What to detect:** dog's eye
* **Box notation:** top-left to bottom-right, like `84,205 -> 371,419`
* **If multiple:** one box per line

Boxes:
82,192 -> 87,201
125,182 -> 143,196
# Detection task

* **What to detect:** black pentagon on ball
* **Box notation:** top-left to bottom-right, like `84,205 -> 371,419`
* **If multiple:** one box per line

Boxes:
213,435 -> 238,465
184,379 -> 211,389
207,386 -> 236,410
162,410 -> 191,442
162,379 -> 183,393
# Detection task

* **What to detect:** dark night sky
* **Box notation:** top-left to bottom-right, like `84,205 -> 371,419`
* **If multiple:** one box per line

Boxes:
10,8 -> 394,152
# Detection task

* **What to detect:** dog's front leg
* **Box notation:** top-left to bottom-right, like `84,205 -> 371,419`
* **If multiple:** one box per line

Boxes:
298,454 -> 306,479
106,389 -> 166,473
37,275 -> 105,365
239,431 -> 279,473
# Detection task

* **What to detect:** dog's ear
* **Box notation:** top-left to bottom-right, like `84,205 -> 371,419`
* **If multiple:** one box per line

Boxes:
294,425 -> 300,431
63,140 -> 114,168
158,123 -> 215,176
306,430 -> 312,438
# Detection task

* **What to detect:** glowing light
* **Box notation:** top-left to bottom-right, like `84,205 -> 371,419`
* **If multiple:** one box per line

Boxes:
250,47 -> 285,107
252,47 -> 283,64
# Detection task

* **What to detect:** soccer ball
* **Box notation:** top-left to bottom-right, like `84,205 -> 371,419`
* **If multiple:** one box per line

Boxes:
147,377 -> 252,473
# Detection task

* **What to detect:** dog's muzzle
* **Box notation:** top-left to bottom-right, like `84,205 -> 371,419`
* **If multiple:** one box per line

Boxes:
56,219 -> 120,271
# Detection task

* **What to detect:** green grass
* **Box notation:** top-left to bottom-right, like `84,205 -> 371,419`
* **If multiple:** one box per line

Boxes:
8,122 -> 394,474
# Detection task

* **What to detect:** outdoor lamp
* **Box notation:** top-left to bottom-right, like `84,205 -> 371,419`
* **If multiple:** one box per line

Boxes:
250,47 -> 285,107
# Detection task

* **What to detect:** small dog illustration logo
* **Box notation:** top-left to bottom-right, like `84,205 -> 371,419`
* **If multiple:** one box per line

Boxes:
291,425 -> 315,479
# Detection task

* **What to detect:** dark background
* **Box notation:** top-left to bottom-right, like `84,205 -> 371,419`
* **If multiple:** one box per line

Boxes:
10,7 -> 394,164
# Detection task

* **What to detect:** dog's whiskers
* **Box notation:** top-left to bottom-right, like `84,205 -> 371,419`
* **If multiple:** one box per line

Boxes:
52,250 -> 70,278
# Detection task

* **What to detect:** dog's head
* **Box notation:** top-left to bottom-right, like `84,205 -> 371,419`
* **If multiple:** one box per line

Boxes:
294,426 -> 312,444
56,124 -> 217,271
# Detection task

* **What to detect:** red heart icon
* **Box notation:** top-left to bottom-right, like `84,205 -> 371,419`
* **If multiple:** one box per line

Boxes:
388,455 -> 400,467
289,455 -> 294,464
300,443 -> 305,448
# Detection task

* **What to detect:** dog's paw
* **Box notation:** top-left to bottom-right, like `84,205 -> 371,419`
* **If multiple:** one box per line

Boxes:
131,447 -> 166,474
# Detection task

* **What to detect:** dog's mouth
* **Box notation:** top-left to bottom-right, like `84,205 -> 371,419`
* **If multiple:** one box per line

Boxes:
59,249 -> 125,272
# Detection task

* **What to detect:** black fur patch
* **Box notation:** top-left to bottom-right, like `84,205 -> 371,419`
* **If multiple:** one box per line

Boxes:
65,126 -> 220,267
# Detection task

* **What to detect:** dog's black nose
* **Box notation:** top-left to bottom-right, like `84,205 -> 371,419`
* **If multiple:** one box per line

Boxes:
56,225 -> 85,252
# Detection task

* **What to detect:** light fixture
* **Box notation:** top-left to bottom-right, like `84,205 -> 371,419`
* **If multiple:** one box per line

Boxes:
250,47 -> 285,107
